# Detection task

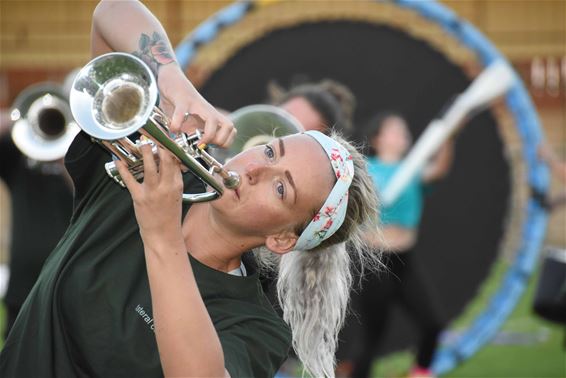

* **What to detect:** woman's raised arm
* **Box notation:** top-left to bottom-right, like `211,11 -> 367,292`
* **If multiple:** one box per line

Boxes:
91,0 -> 235,147
116,145 -> 230,377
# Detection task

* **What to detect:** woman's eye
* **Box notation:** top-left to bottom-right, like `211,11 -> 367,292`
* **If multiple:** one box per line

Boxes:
264,145 -> 275,160
276,182 -> 285,198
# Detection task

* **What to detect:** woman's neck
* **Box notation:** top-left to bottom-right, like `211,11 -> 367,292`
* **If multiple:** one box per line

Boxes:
181,203 -> 259,273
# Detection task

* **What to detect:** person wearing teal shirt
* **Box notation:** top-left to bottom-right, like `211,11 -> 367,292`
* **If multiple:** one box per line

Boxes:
352,112 -> 454,378
366,157 -> 423,229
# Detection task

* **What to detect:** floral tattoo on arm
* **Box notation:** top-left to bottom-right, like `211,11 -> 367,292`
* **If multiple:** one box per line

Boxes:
132,32 -> 175,77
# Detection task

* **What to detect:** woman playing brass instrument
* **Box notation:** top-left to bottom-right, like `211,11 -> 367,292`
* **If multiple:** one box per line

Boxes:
0,1 -> 380,377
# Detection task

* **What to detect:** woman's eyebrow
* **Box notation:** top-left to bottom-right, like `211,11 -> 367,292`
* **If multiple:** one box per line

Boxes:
278,138 -> 285,157
277,138 -> 296,204
285,170 -> 297,205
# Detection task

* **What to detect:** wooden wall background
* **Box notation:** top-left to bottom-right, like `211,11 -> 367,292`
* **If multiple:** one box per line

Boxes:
0,1 -> 564,103
0,0 -> 564,260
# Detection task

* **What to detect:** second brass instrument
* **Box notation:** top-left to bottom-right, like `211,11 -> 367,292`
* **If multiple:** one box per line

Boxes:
10,83 -> 79,162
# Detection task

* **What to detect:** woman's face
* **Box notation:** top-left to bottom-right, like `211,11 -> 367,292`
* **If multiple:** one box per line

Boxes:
280,97 -> 326,132
371,116 -> 412,158
210,134 -> 335,242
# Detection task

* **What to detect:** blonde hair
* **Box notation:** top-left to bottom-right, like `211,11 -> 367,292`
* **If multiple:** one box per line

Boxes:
255,132 -> 382,377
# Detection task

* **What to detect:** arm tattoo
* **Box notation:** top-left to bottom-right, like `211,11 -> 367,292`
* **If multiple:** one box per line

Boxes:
132,32 -> 175,77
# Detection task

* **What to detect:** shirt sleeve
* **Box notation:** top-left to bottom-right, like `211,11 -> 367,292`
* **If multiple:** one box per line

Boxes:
219,321 -> 291,378
64,131 -> 109,205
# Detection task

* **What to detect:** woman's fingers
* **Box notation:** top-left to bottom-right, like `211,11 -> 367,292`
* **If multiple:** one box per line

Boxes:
199,117 -> 217,146
225,127 -> 238,147
160,147 -> 182,186
140,142 -> 159,186
117,145 -> 183,204
213,116 -> 235,148
164,97 -> 235,148
220,118 -> 237,148
169,106 -> 185,135
115,159 -> 141,197
213,123 -> 237,148
171,107 -> 204,135
200,116 -> 235,148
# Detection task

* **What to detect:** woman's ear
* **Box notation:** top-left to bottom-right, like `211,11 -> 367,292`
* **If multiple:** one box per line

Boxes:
265,231 -> 298,255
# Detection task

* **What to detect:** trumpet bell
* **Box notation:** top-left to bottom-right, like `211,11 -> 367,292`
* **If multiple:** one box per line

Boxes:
70,52 -> 158,140
10,83 -> 79,161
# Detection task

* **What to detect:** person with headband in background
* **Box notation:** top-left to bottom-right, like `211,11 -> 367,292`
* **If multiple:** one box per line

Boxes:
350,111 -> 454,378
0,1 -> 381,377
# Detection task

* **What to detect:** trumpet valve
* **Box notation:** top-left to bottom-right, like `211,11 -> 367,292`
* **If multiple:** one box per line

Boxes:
105,160 -> 145,187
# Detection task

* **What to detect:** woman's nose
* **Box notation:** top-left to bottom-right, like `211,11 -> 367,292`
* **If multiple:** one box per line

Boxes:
245,161 -> 267,185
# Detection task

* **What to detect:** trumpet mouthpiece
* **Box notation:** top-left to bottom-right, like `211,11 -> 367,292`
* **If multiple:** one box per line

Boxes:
222,170 -> 241,190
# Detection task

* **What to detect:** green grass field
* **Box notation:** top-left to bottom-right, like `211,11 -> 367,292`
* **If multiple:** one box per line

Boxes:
373,260 -> 566,378
1,260 -> 564,377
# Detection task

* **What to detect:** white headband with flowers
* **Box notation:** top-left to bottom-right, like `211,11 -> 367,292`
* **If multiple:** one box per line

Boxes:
294,131 -> 354,251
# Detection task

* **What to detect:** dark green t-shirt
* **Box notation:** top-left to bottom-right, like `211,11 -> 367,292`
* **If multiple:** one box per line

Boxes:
0,132 -> 291,377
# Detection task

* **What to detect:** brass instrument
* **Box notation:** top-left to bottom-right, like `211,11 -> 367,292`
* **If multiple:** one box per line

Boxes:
209,104 -> 303,163
10,83 -> 80,161
69,52 -> 239,203
229,104 -> 303,152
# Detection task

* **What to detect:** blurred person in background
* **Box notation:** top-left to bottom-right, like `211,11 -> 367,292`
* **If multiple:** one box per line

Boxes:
531,140 -> 566,328
0,108 -> 73,340
269,79 -> 356,134
351,112 -> 454,378
532,141 -> 566,211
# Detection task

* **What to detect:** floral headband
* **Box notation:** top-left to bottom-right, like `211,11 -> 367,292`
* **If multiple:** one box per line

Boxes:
294,131 -> 354,251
